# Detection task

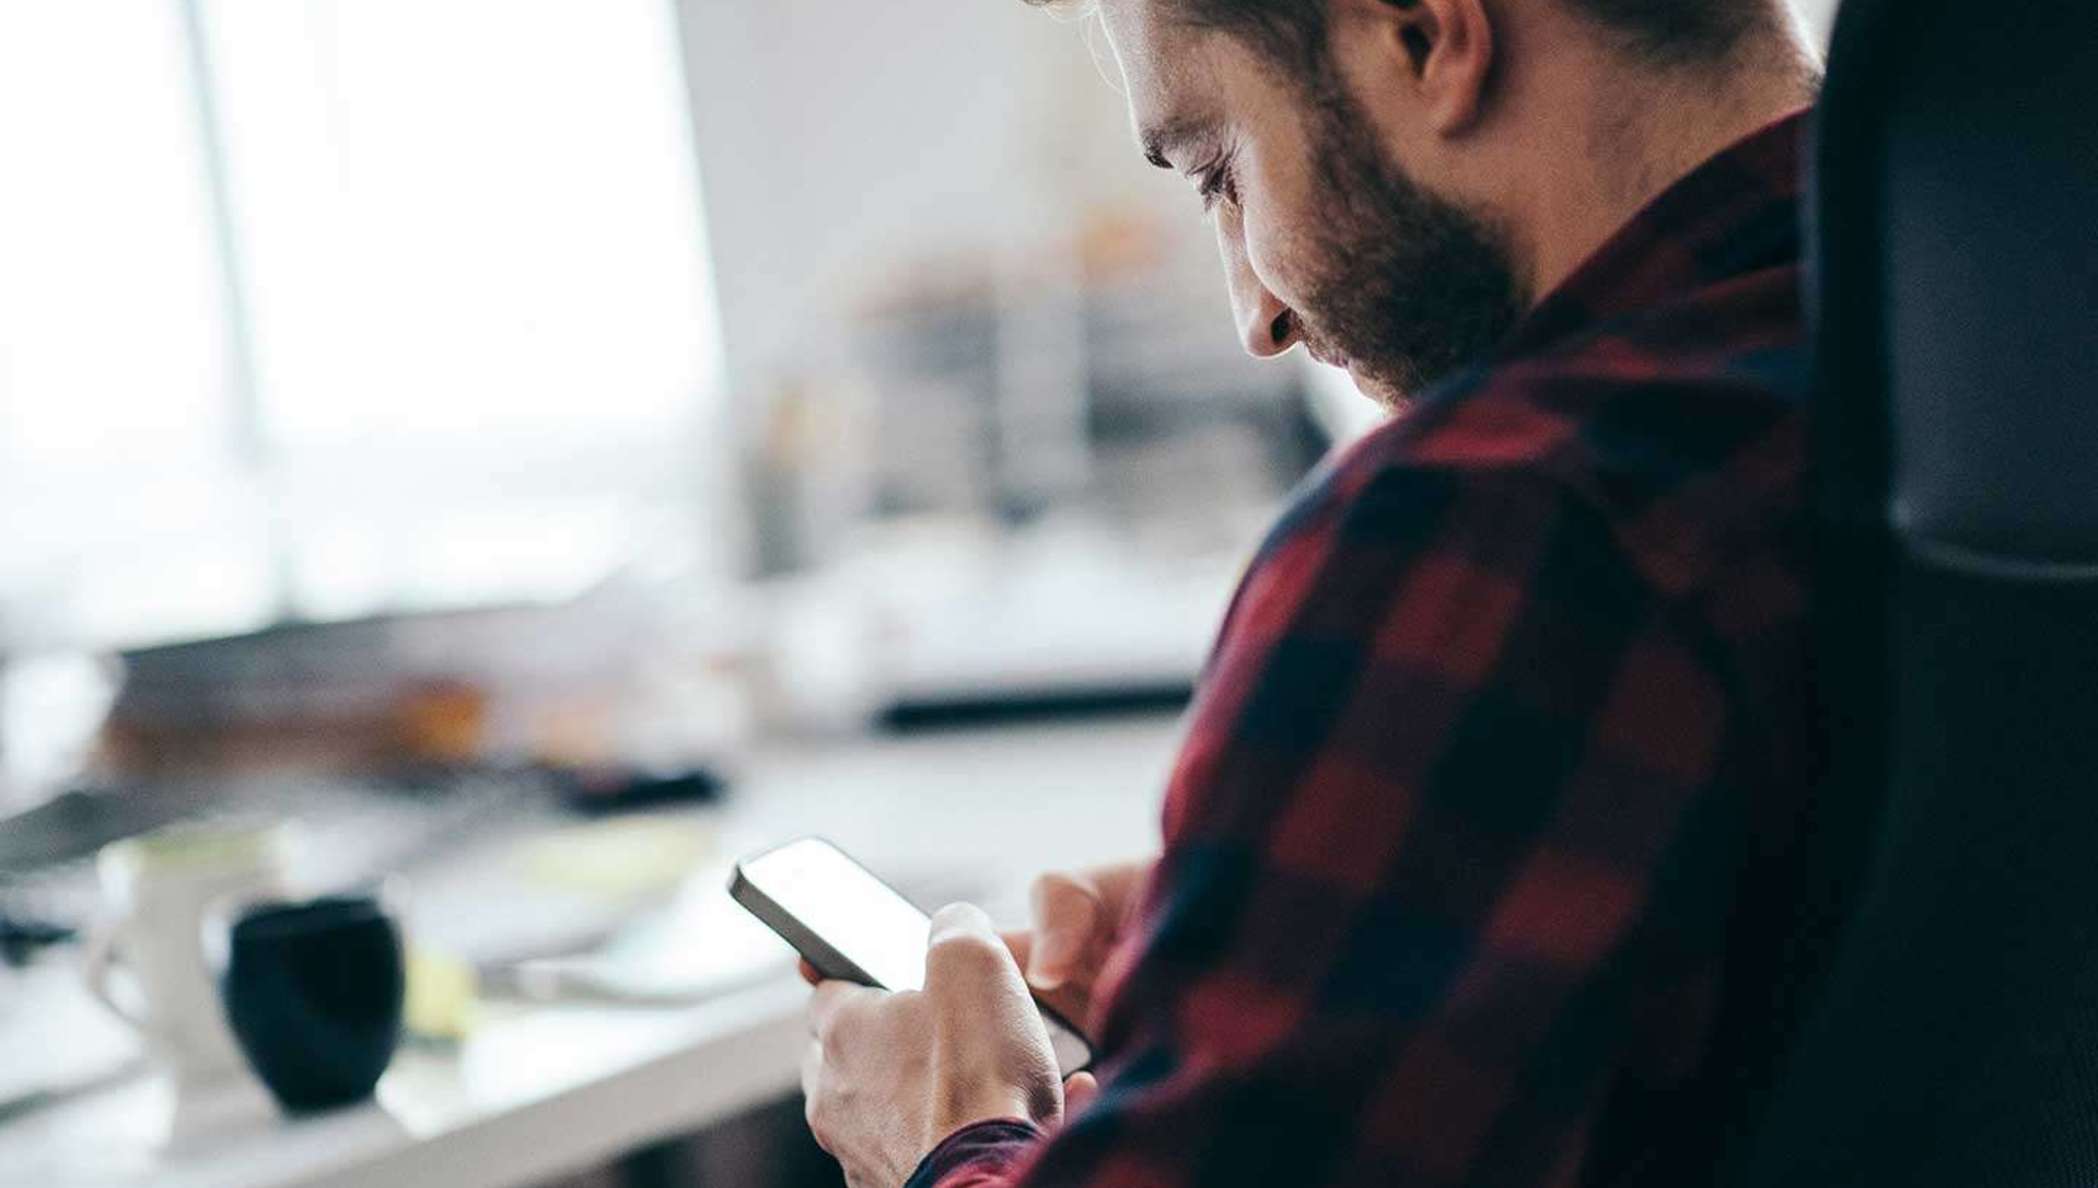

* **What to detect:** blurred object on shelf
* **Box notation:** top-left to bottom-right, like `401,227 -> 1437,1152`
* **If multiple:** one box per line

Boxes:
551,764 -> 726,817
743,368 -> 877,579
744,200 -> 1320,568
393,682 -> 489,768
860,514 -> 1241,726
97,574 -> 751,780
746,573 -> 884,737
842,210 -> 1317,530
735,202 -> 1327,731
748,512 -> 1247,735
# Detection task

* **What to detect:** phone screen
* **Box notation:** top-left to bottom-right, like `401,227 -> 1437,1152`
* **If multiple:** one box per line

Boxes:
736,838 -> 1092,1073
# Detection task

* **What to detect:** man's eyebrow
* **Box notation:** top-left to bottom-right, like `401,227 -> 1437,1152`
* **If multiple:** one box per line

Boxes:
1140,117 -> 1210,170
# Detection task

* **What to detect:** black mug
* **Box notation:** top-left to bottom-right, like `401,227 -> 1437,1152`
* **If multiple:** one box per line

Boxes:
220,895 -> 405,1114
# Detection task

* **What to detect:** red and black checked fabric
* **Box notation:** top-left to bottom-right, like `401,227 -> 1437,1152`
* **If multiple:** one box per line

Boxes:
908,110 -> 1816,1188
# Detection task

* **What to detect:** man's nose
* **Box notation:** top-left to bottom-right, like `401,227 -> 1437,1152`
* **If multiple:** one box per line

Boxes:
1223,233 -> 1302,359
1225,274 -> 1292,358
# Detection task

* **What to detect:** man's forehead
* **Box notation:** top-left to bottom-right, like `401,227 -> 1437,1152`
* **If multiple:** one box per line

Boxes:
1096,0 -> 1220,156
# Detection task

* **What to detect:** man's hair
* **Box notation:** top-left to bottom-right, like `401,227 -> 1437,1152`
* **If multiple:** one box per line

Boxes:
1027,0 -> 1772,70
1543,0 -> 1769,63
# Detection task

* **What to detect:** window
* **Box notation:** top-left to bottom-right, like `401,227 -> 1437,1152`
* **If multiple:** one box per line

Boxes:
0,1 -> 723,646
0,2 -> 271,645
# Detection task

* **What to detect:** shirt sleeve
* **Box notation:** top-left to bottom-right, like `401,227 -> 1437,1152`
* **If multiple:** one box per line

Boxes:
906,1120 -> 1046,1187
917,458 -> 1744,1188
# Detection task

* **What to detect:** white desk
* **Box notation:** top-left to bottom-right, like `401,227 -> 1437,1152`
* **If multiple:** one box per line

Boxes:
0,715 -> 1182,1188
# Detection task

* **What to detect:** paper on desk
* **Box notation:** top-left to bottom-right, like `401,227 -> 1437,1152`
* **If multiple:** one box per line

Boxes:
483,870 -> 796,1006
398,816 -> 710,969
512,816 -> 715,899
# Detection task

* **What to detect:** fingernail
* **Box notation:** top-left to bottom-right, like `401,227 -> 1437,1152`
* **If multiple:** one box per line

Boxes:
1028,938 -> 1073,990
929,902 -> 992,941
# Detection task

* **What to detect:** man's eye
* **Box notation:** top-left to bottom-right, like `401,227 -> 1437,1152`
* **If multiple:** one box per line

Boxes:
1195,159 -> 1238,213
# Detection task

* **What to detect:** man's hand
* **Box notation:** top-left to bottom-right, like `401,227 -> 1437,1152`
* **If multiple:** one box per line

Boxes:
999,858 -> 1155,1037
803,904 -> 1066,1188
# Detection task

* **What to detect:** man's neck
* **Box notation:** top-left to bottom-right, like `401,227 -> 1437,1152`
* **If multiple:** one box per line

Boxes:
1511,32 -> 1821,303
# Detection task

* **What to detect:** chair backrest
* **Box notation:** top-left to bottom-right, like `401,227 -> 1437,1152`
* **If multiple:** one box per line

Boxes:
1732,2 -> 2098,1183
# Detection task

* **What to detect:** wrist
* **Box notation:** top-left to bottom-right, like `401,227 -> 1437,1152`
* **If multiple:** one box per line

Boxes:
932,1089 -> 1042,1140
905,1119 -> 1044,1188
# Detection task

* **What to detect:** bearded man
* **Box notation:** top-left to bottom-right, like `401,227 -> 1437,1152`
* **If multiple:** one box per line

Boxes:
801,1 -> 1826,1184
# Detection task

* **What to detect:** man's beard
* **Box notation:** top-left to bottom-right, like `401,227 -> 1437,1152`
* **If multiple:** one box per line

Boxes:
1292,84 -> 1527,409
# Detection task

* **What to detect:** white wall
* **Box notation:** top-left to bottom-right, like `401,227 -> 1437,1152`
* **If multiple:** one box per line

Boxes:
671,0 -> 1182,416
673,0 -> 1846,422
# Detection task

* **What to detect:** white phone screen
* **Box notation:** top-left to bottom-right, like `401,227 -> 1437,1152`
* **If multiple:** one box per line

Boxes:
743,838 -> 936,992
742,838 -> 1091,1073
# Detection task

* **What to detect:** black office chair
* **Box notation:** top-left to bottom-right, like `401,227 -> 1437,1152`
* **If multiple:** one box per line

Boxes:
1718,1 -> 2098,1184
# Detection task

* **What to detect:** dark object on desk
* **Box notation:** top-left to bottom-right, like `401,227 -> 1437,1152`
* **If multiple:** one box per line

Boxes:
0,783 -> 193,875
1717,5 -> 2098,1186
0,913 -> 76,966
550,763 -> 726,816
221,896 -> 404,1114
877,682 -> 1191,732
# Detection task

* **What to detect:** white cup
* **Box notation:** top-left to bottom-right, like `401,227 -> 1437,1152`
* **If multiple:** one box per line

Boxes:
81,822 -> 298,1095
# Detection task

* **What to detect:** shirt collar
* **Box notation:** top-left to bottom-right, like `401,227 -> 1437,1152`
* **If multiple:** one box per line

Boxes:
1496,108 -> 1811,361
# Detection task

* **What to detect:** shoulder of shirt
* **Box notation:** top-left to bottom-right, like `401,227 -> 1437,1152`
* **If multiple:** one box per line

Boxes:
1271,285 -> 1809,602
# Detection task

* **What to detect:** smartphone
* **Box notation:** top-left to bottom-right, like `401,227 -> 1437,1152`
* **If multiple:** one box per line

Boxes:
730,836 -> 1092,1075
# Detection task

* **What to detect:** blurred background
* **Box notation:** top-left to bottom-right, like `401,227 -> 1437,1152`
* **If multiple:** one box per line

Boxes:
0,1 -> 1839,1185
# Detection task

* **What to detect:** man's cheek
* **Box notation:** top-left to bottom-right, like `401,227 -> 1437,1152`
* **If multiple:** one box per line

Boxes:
1242,212 -> 1318,325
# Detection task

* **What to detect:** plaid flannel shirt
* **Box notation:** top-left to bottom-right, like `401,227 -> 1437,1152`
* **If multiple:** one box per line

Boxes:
908,110 -> 1816,1188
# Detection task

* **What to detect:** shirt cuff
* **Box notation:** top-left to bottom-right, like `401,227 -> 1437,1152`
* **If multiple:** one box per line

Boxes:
903,1118 -> 1045,1188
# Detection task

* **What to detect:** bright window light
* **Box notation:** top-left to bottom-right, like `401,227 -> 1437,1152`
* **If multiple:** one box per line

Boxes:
0,3 -> 232,470
0,2 -> 726,644
201,0 -> 722,451
0,2 -> 277,648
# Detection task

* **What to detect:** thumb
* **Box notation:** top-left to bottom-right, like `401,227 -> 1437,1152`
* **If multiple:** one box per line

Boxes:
1062,1071 -> 1099,1116
924,902 -> 1024,997
1028,872 -> 1103,991
928,901 -> 1002,949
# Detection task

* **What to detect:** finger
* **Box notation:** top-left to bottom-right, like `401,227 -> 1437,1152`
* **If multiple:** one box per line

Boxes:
807,979 -> 876,1042
1000,928 -> 1034,970
930,900 -> 999,944
926,903 -> 1060,1127
1028,872 -> 1103,991
1062,1071 -> 1099,1116
925,903 -> 1026,996
1089,860 -> 1153,928
1038,987 -> 1094,1038
1001,928 -> 1093,1039
798,958 -> 821,986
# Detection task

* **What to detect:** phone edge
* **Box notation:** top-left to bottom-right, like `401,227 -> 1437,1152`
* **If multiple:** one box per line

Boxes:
728,838 -> 1095,1072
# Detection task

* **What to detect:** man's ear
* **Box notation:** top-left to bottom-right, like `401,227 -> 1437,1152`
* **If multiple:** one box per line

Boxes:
1331,0 -> 1496,134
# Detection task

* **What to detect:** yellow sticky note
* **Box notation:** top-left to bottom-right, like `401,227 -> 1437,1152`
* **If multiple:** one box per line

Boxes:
514,817 -> 715,899
404,946 -> 480,1042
